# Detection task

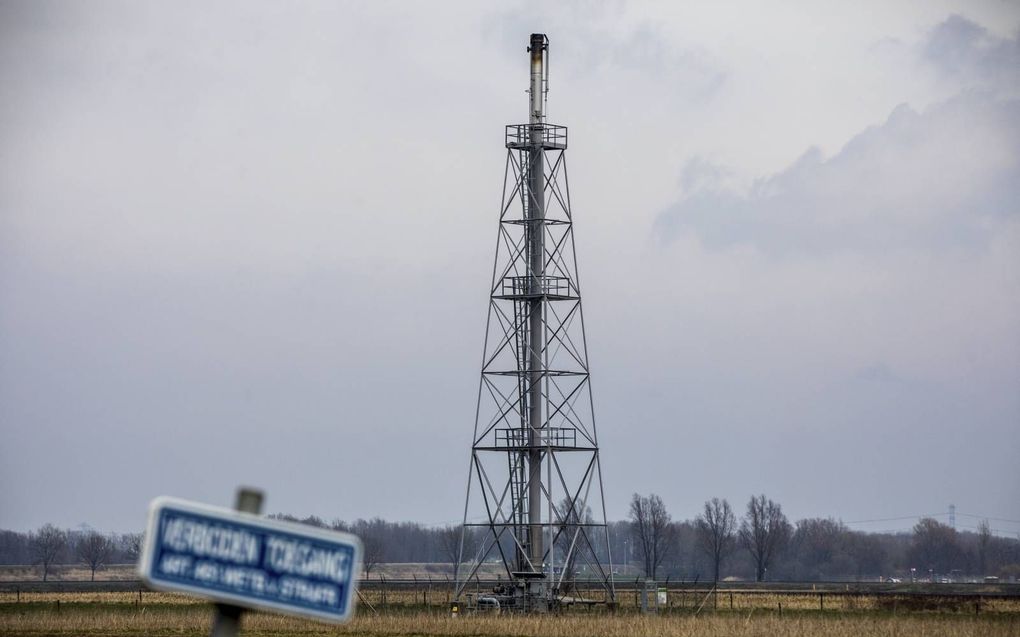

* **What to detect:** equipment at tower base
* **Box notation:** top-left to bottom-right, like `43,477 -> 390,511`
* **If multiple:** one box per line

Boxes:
452,33 -> 616,614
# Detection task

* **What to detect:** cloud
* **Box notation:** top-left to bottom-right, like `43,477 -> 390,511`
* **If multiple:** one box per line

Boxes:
922,14 -> 1020,91
655,14 -> 1020,257
655,92 -> 1019,256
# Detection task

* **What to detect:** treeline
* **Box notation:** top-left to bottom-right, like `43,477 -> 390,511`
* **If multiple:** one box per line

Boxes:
0,517 -> 462,580
0,525 -> 141,581
3,496 -> 1019,583
619,494 -> 1020,583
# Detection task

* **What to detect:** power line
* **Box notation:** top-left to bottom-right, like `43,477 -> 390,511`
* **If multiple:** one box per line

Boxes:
846,510 -> 1020,527
845,513 -> 945,525
957,512 -> 1020,525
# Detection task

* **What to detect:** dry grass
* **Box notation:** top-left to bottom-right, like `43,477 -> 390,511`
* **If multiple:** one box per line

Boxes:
657,590 -> 1020,614
1,605 -> 1018,637
2,588 -> 1018,637
315,587 -> 1020,615
0,591 -> 199,604
5,588 -> 1018,615
0,564 -> 138,582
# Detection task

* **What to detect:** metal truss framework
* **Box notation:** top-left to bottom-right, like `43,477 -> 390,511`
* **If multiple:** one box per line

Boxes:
454,120 -> 615,611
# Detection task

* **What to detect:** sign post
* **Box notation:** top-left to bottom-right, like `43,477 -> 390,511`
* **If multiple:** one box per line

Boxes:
138,490 -> 362,631
211,488 -> 263,637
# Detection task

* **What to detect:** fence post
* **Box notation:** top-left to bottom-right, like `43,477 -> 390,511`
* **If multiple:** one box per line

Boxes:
819,593 -> 823,611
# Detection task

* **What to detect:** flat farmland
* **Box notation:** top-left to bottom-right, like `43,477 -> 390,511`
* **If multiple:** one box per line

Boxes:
1,604 -> 1018,637
2,591 -> 1019,637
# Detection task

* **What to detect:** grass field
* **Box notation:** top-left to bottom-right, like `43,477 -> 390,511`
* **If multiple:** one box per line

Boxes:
2,593 -> 1019,637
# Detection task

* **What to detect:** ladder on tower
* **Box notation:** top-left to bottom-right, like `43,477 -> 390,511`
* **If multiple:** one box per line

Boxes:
510,296 -> 532,570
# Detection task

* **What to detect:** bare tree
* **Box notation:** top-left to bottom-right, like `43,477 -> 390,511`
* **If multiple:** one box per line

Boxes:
29,524 -> 67,582
909,517 -> 961,576
361,533 -> 383,578
76,532 -> 113,581
629,493 -> 672,579
554,497 -> 593,587
440,525 -> 475,576
695,497 -> 737,583
739,494 -> 791,582
120,533 -> 143,563
977,519 -> 992,576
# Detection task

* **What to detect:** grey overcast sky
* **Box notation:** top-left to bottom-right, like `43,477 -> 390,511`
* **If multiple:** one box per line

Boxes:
1,1 -> 1018,536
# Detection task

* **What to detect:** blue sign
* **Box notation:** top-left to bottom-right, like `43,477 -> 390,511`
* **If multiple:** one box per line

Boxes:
138,497 -> 362,622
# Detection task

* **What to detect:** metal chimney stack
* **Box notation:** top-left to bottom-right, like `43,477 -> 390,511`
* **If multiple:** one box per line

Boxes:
529,33 -> 547,123
454,34 -> 616,613
525,32 -> 547,580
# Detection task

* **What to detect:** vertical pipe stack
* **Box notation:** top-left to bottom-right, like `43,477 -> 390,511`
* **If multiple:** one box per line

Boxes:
526,32 -> 547,579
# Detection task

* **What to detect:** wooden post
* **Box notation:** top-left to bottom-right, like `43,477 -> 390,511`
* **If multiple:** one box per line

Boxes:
210,488 -> 263,637
819,593 -> 823,611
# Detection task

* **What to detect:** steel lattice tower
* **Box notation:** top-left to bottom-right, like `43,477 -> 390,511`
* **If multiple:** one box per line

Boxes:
454,34 -> 615,613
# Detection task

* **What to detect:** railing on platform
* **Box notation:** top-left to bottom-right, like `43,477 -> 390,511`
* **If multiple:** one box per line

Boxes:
494,427 -> 577,448
499,275 -> 574,299
505,123 -> 568,149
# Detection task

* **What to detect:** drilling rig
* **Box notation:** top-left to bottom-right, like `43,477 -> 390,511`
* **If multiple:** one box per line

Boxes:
453,34 -> 615,614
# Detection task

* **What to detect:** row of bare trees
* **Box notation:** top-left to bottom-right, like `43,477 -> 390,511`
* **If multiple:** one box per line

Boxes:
629,493 -> 790,581
0,525 -> 141,581
692,494 -> 791,582
626,494 -> 1020,582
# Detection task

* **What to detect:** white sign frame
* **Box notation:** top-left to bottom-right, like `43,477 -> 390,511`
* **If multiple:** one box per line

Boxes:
138,496 -> 362,623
